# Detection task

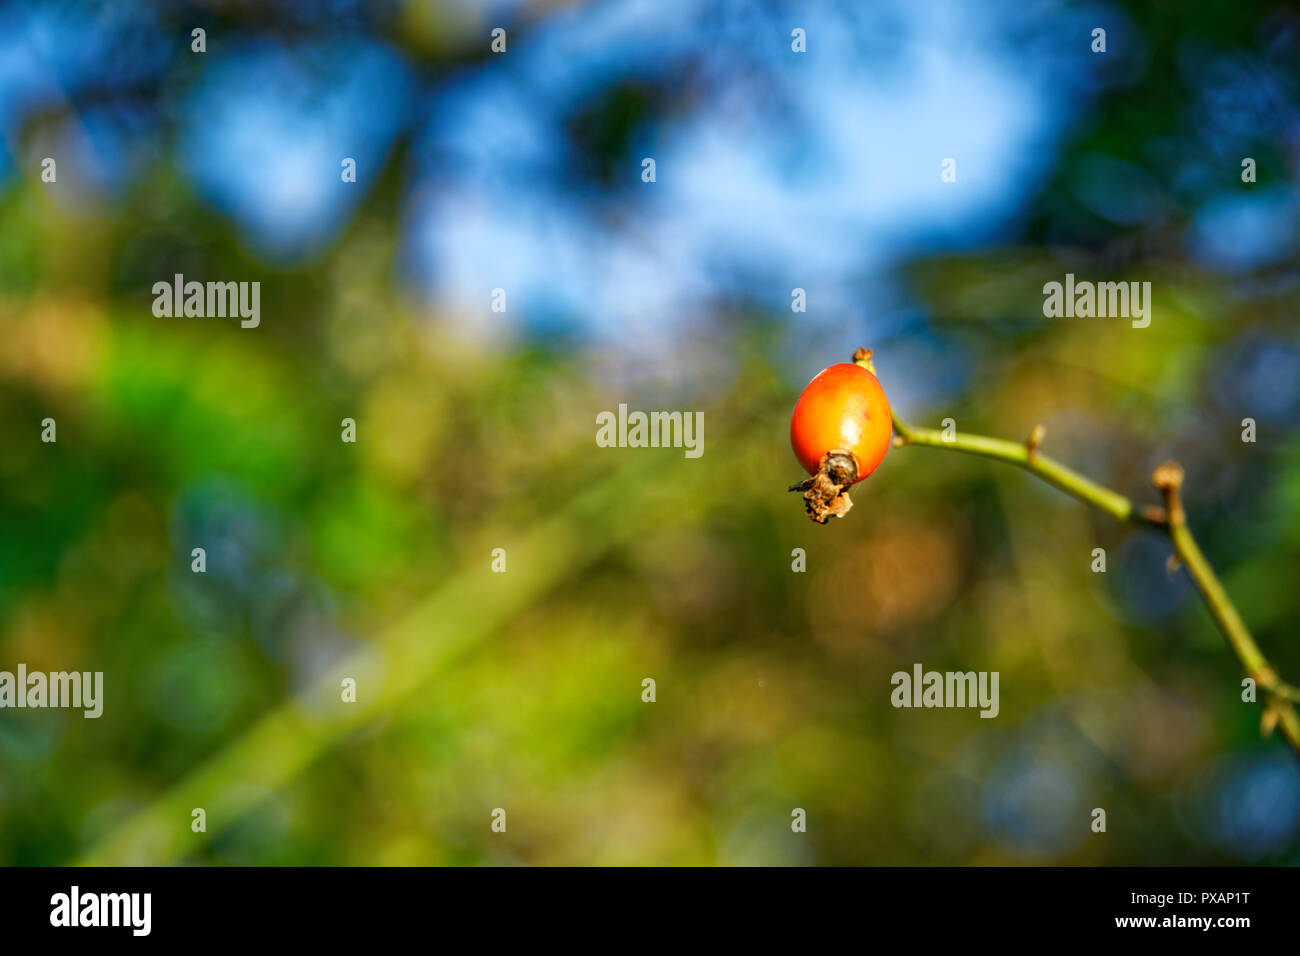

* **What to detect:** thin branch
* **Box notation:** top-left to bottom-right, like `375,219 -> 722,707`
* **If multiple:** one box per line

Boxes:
853,347 -> 1300,757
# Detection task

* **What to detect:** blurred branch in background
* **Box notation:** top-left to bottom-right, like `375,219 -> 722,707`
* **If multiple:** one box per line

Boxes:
81,418 -> 736,865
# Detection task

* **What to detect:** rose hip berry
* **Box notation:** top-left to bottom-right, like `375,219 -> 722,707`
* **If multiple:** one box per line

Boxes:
788,352 -> 892,523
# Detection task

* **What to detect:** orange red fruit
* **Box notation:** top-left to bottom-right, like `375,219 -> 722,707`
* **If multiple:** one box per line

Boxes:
790,362 -> 892,481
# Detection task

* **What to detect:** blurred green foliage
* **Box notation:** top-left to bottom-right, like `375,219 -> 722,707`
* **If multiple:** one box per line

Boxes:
2,0 -> 1299,865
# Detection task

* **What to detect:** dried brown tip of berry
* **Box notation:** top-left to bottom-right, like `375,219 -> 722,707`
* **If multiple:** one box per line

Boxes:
788,449 -> 860,523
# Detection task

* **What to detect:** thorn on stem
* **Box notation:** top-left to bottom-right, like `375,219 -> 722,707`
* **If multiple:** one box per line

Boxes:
1026,424 -> 1046,456
1262,704 -> 1281,738
1140,505 -> 1168,526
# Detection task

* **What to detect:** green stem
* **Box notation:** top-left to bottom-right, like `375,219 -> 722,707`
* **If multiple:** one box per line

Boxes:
886,416 -> 1159,527
854,348 -> 1300,757
1154,463 -> 1300,755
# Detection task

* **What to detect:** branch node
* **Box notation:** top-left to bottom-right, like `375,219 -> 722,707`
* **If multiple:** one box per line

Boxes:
1026,424 -> 1046,456
1152,460 -> 1186,525
1152,460 -> 1185,492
